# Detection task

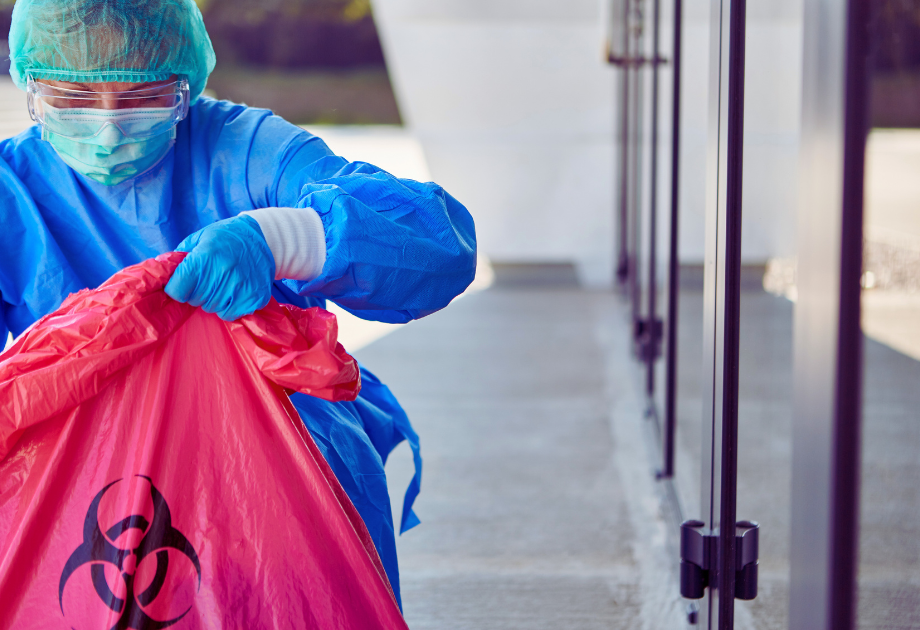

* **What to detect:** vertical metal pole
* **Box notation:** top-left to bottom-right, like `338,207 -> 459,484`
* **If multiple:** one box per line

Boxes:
789,0 -> 869,627
617,0 -> 631,286
662,0 -> 682,479
629,2 -> 644,333
716,1 -> 746,623
700,0 -> 745,626
645,0 -> 662,396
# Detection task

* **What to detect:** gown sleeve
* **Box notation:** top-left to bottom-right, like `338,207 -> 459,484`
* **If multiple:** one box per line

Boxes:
234,106 -> 477,324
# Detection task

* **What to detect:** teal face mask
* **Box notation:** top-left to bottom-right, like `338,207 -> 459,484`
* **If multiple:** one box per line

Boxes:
40,103 -> 179,186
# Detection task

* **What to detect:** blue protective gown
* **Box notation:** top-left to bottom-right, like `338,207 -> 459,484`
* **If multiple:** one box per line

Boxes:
0,97 -> 477,607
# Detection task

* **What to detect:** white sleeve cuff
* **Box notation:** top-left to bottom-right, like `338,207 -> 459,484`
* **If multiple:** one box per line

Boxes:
241,207 -> 327,281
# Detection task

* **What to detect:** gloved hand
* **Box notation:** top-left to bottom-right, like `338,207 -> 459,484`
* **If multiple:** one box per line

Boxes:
165,215 -> 276,321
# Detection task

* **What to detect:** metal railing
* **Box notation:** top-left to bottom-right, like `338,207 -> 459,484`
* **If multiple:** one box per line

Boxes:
607,0 -> 683,483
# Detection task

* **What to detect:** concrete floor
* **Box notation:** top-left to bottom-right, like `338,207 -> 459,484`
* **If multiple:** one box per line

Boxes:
673,287 -> 920,630
360,279 -> 687,629
358,277 -> 919,629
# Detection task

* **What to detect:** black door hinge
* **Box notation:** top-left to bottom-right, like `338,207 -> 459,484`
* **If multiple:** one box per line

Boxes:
634,317 -> 663,361
679,519 -> 759,601
616,255 -> 630,284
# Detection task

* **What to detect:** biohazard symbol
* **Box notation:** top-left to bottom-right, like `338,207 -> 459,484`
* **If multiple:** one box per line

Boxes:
59,476 -> 201,629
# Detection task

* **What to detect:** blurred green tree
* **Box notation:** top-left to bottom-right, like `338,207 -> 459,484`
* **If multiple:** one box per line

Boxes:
0,0 -> 384,70
198,0 -> 386,69
0,0 -> 398,125
875,0 -> 920,72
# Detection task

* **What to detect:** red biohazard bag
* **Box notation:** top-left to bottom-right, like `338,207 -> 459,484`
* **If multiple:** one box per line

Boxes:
0,253 -> 409,629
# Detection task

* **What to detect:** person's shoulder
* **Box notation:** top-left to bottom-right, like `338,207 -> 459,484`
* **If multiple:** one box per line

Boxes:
0,125 -> 51,175
0,127 -> 44,219
0,125 -> 44,157
190,95 -> 250,117
189,96 -> 277,130
187,96 -> 322,157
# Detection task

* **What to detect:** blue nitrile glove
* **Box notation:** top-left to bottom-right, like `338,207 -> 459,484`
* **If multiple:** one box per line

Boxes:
165,215 -> 276,321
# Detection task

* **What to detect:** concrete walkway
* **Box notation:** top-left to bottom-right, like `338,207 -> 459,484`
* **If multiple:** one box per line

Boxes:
672,286 -> 920,630
361,278 -> 686,629
358,275 -> 919,630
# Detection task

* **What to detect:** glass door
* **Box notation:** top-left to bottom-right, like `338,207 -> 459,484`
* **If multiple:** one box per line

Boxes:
789,0 -> 870,628
855,1 -> 920,626
683,0 -> 750,627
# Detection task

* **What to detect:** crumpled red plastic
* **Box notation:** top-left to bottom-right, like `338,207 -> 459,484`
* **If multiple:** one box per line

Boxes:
0,253 -> 408,629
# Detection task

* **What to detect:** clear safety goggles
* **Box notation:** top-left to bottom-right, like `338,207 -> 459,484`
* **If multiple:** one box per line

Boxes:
26,76 -> 190,140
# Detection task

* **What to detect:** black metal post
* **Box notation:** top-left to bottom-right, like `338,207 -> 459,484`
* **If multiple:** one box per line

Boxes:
662,0 -> 682,479
716,0 -> 746,623
629,6 -> 644,335
645,0 -> 661,396
827,0 -> 869,623
616,0 -> 631,286
699,0 -> 747,624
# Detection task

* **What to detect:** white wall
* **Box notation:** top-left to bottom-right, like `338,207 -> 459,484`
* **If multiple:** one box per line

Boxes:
739,1 -> 803,261
372,0 -> 803,287
372,0 -> 618,287
677,0 -> 803,263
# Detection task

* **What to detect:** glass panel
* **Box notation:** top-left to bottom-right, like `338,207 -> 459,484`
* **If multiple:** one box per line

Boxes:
713,1 -> 809,627
857,4 -> 920,624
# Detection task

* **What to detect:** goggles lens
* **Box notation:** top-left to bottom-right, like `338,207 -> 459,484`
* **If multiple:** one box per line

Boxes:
27,77 -> 190,140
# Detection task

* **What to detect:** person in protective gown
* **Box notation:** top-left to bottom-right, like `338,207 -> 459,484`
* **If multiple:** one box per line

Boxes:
0,0 -> 476,609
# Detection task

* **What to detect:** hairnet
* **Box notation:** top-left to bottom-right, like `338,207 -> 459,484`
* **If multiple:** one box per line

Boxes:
8,0 -> 217,103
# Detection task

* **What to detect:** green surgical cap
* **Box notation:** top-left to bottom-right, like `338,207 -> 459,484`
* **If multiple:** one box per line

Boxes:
9,0 -> 217,102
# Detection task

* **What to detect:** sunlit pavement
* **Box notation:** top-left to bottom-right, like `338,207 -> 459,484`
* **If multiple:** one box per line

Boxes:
372,272 -> 917,629
862,130 -> 920,361
672,283 -> 920,630
368,274 -> 686,629
347,263 -> 913,630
